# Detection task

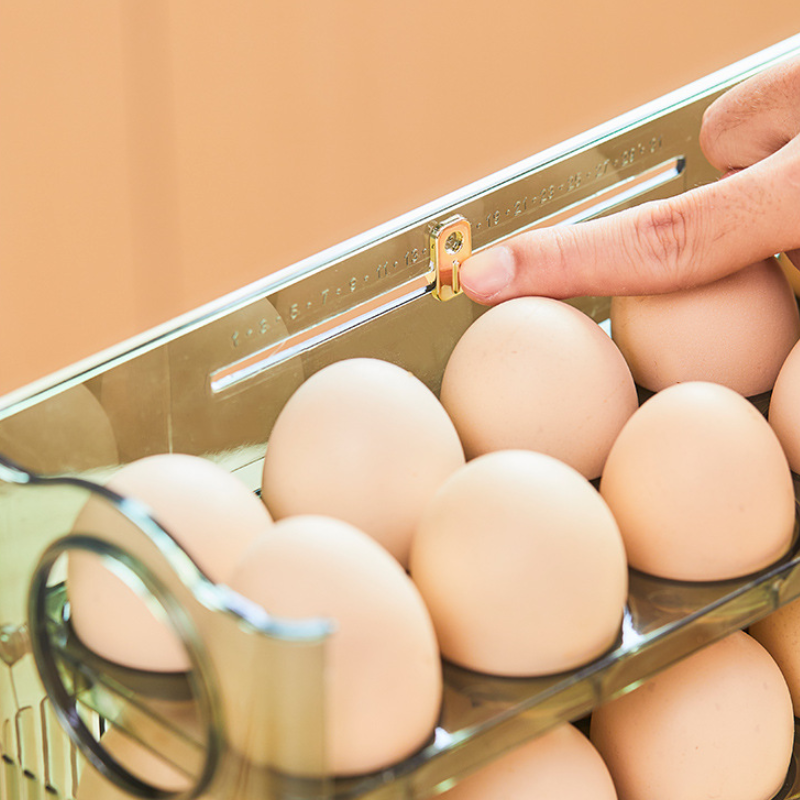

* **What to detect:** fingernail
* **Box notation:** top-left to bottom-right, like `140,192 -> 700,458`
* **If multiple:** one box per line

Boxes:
460,246 -> 513,301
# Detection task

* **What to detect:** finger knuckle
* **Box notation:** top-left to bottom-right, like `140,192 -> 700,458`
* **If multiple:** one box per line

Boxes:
627,198 -> 701,289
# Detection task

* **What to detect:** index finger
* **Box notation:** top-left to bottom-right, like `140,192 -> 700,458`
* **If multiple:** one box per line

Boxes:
459,135 -> 800,304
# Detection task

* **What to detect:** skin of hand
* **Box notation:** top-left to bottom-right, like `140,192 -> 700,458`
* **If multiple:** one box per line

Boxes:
459,57 -> 800,305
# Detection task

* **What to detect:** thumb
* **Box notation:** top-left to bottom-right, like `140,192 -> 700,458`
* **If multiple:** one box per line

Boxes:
459,136 -> 800,303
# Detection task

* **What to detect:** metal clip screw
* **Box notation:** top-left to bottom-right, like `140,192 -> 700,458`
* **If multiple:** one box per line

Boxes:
445,231 -> 464,254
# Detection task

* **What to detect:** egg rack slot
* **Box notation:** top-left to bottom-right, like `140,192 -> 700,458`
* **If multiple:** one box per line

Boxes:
2,33 -> 800,800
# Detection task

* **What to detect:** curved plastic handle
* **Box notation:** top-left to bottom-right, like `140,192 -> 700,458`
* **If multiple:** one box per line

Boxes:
14,461 -> 332,798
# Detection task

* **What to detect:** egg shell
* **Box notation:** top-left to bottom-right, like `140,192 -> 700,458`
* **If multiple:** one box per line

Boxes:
0,383 -> 119,474
76,722 -> 199,798
768,338 -> 800,473
590,631 -> 794,800
68,453 -> 273,672
227,515 -> 443,777
261,357 -> 465,567
439,296 -> 638,479
599,381 -> 795,581
409,450 -> 628,677
610,257 -> 800,396
750,598 -> 800,716
441,724 -> 617,800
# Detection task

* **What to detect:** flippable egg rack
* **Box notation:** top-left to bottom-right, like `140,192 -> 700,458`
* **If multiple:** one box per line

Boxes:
3,34 -> 800,800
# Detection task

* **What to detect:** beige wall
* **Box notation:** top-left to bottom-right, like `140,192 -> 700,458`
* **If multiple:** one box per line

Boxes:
2,2 -> 800,395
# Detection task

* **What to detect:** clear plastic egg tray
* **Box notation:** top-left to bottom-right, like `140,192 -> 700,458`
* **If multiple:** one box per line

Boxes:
4,34 -> 800,800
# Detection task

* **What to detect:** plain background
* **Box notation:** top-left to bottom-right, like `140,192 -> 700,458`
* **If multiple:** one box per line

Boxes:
3,3 -> 800,394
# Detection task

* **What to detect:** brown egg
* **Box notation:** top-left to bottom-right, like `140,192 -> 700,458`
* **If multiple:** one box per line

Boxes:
750,598 -> 800,716
441,724 -> 617,800
440,297 -> 637,479
610,257 -> 800,396
261,358 -> 465,567
0,383 -> 118,474
227,515 -> 442,776
76,724 -> 194,799
590,631 -> 794,800
768,338 -> 800,473
409,450 -> 628,677
600,381 -> 795,581
68,453 -> 273,672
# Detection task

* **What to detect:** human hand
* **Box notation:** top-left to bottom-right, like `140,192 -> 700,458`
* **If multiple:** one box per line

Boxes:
459,57 -> 800,304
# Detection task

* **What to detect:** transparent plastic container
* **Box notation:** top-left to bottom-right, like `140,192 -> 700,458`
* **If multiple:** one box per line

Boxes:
3,33 -> 800,800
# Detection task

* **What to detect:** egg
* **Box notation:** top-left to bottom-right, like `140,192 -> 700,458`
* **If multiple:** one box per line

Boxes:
261,357 -> 465,567
409,450 -> 628,676
441,724 -> 617,800
610,257 -> 800,396
75,720 -> 201,798
750,598 -> 800,716
227,515 -> 442,776
768,338 -> 800,473
439,297 -> 637,479
599,381 -> 795,581
67,453 -> 273,672
590,631 -> 794,800
0,383 -> 118,474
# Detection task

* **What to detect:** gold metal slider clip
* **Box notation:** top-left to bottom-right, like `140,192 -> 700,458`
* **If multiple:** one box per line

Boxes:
430,214 -> 472,302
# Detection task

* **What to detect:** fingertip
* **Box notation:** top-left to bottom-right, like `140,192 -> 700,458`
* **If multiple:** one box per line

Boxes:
458,246 -> 514,304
